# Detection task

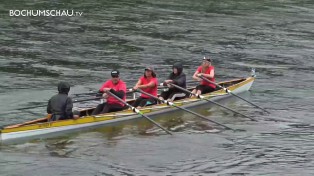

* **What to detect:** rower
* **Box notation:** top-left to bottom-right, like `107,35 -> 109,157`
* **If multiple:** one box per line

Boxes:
191,56 -> 216,96
91,70 -> 127,115
132,66 -> 158,108
47,82 -> 80,121
159,62 -> 187,101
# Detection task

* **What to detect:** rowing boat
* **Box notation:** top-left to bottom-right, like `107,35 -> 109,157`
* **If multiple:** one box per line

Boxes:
0,76 -> 255,142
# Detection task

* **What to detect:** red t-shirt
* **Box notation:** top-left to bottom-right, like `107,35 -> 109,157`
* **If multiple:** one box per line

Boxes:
139,76 -> 158,98
197,66 -> 216,89
99,79 -> 126,106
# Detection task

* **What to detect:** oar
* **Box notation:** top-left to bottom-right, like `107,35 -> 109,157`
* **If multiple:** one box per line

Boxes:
71,92 -> 99,97
3,115 -> 51,129
106,91 -> 172,135
0,97 -> 102,116
199,75 -> 270,114
168,83 -> 257,121
73,97 -> 102,103
133,89 -> 234,131
71,80 -> 200,97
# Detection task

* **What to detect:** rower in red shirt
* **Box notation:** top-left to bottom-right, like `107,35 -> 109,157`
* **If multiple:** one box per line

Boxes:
91,70 -> 127,115
191,56 -> 216,96
132,66 -> 158,108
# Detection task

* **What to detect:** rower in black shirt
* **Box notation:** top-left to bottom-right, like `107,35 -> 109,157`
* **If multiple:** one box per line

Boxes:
47,82 -> 79,121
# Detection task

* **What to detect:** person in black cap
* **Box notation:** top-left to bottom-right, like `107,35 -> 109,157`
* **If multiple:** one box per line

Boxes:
132,66 -> 158,108
91,70 -> 127,115
47,82 -> 80,121
159,62 -> 187,101
191,56 -> 216,96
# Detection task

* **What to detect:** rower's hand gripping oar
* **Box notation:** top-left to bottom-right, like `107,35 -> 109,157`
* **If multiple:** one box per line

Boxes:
168,83 -> 257,121
131,88 -> 235,131
106,91 -> 172,135
198,75 -> 270,114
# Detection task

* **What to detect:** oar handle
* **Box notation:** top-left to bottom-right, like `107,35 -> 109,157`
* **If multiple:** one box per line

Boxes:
16,104 -> 47,111
129,88 -> 175,110
134,89 -> 174,106
168,83 -> 205,100
73,97 -> 102,103
168,83 -> 197,96
199,75 -> 228,92
134,89 -> 159,100
106,91 -> 132,108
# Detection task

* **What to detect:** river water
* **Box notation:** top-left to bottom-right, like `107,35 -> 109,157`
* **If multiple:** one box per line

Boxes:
1,0 -> 314,175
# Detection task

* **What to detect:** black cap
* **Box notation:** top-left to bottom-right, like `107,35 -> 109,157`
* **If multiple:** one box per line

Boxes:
203,56 -> 211,62
111,70 -> 120,77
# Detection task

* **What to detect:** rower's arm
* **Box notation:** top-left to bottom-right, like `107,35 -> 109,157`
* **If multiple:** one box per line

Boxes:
173,74 -> 186,87
99,81 -> 110,93
193,70 -> 202,81
139,81 -> 155,88
109,89 -> 125,99
134,79 -> 142,88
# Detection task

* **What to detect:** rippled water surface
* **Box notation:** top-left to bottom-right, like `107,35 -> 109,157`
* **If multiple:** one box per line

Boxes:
1,0 -> 314,175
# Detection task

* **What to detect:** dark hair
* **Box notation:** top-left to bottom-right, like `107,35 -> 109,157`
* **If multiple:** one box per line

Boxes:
144,69 -> 156,78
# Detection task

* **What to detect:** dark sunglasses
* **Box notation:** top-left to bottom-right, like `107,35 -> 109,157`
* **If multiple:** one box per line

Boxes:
111,75 -> 119,78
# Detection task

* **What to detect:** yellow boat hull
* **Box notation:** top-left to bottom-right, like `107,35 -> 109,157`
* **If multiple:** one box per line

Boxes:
0,77 -> 255,142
